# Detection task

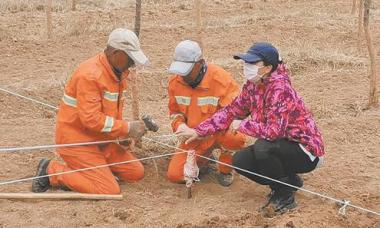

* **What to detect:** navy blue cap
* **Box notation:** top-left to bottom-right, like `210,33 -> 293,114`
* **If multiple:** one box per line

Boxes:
234,42 -> 280,70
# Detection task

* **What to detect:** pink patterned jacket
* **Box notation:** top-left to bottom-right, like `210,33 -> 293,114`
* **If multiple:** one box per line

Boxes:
195,64 -> 325,157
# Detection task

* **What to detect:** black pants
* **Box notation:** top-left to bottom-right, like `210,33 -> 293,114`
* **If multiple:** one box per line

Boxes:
233,139 -> 319,190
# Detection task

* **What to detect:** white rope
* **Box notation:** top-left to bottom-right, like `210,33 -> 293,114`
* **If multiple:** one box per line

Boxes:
0,139 -> 130,153
0,136 -> 177,153
143,138 -> 380,217
0,150 -> 186,186
195,153 -> 380,217
150,134 -> 176,139
0,87 -> 58,111
1,88 -> 380,217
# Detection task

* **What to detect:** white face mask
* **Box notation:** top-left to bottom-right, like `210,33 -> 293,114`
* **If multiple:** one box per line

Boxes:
243,63 -> 264,83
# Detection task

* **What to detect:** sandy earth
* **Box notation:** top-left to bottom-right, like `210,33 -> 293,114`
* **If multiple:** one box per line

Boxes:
0,0 -> 379,227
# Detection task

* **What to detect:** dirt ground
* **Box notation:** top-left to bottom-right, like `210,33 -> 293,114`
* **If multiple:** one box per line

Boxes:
0,0 -> 379,227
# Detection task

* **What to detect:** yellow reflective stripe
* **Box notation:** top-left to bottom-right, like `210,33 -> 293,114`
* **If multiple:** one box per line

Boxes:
62,93 -> 77,107
175,96 -> 191,106
101,116 -> 114,133
197,96 -> 219,106
104,91 -> 119,102
170,113 -> 185,120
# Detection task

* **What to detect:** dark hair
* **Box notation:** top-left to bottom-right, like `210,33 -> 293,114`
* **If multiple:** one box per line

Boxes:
263,58 -> 283,73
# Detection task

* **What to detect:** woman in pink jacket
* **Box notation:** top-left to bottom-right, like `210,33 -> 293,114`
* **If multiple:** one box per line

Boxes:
177,42 -> 325,213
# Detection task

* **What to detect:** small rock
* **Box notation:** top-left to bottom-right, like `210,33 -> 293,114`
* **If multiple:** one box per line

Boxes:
262,205 -> 276,218
286,221 -> 295,228
113,209 -> 128,221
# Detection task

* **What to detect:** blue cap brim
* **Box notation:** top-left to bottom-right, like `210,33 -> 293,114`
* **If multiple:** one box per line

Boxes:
233,53 -> 262,63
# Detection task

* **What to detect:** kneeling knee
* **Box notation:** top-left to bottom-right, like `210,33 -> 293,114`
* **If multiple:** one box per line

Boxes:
167,170 -> 184,183
129,165 -> 145,182
94,183 -> 121,195
118,164 -> 145,182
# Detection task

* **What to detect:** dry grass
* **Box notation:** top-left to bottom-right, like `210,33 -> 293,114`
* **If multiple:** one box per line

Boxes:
0,0 -> 67,12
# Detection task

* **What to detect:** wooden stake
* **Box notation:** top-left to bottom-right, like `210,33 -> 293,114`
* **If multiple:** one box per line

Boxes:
195,0 -> 203,50
130,69 -> 140,121
363,0 -> 378,107
187,186 -> 192,199
46,0 -> 52,39
0,193 -> 123,201
357,0 -> 364,48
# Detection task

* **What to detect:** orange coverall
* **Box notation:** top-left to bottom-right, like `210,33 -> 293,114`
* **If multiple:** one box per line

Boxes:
167,64 -> 246,182
47,53 -> 144,194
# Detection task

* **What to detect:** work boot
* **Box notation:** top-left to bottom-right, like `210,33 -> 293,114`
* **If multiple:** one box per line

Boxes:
216,172 -> 234,187
198,166 -> 212,180
32,158 -> 51,193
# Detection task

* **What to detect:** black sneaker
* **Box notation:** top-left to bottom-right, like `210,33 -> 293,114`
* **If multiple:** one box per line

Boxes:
261,174 -> 302,210
216,172 -> 234,187
32,158 -> 51,193
274,188 -> 297,213
261,186 -> 280,210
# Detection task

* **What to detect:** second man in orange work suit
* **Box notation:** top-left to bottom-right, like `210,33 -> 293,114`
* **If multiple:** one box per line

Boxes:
167,40 -> 246,186
32,28 -> 149,194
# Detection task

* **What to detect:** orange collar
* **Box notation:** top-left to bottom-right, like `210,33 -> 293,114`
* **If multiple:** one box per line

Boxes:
177,65 -> 211,90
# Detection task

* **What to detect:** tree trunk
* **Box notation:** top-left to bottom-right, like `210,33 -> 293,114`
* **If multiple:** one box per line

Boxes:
46,0 -> 52,39
357,0 -> 363,48
72,0 -> 77,11
363,0 -> 378,107
195,0 -> 203,50
134,0 -> 142,37
129,69 -> 140,121
131,0 -> 142,122
130,0 -> 143,147
351,0 -> 357,14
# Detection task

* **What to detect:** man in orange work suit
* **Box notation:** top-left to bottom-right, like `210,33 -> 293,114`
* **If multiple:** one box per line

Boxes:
31,28 -> 149,194
167,40 -> 246,186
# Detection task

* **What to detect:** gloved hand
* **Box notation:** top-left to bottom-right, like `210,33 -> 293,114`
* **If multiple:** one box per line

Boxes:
175,125 -> 202,145
128,120 -> 147,139
175,123 -> 191,143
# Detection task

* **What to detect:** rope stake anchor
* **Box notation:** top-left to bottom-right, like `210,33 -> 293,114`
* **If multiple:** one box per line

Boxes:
338,200 -> 351,216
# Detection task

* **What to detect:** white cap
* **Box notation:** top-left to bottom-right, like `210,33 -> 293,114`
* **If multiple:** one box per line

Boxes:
168,40 -> 202,76
107,28 -> 149,66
